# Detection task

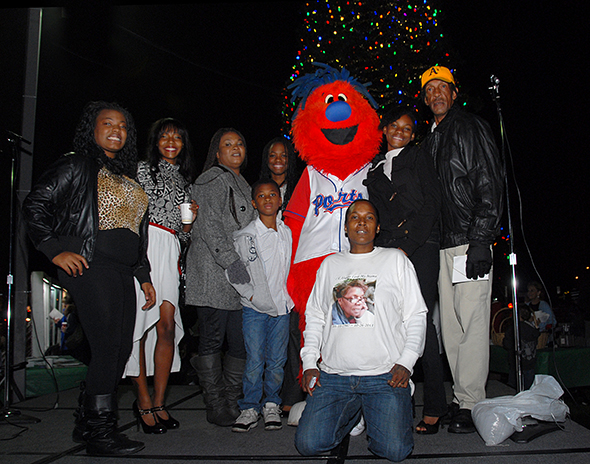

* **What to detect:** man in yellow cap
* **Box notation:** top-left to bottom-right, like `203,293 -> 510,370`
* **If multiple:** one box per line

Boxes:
420,66 -> 504,434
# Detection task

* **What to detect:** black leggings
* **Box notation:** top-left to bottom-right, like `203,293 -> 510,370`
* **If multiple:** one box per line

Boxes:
196,306 -> 245,359
409,241 -> 448,418
59,230 -> 139,396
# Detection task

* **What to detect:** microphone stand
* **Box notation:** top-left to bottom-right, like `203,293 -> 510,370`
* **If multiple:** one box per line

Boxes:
489,76 -> 559,443
489,75 -> 523,393
1,130 -> 40,424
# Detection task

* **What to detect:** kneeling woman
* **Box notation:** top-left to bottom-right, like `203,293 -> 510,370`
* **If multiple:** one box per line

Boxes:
23,101 -> 155,456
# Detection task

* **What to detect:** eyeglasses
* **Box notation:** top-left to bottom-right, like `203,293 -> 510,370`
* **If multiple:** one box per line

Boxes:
341,295 -> 367,304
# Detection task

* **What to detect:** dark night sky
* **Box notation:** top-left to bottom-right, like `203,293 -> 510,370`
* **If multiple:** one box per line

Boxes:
1,1 -> 588,307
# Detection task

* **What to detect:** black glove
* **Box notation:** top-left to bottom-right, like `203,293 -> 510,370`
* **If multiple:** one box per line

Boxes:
227,259 -> 250,285
466,243 -> 492,279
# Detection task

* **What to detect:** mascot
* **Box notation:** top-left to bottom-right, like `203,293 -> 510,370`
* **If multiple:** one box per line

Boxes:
282,63 -> 381,403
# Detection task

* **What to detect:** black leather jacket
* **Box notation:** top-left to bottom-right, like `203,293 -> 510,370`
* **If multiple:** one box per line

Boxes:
22,152 -> 151,283
421,106 -> 504,249
364,144 -> 441,257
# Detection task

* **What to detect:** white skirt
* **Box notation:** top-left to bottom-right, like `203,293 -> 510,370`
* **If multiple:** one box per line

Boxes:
123,224 -> 185,378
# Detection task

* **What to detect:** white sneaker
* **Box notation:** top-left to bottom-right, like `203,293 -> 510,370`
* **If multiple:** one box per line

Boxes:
350,415 -> 365,436
287,400 -> 306,426
232,408 -> 259,432
262,402 -> 282,430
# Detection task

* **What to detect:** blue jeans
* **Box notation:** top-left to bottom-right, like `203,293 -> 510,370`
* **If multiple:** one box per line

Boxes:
295,371 -> 414,462
239,306 -> 289,411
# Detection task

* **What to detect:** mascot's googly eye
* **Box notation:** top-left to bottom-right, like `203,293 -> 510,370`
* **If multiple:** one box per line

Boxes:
324,93 -> 348,104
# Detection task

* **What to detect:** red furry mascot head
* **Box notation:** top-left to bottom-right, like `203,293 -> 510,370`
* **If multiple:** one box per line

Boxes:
282,64 -> 381,393
289,63 -> 381,180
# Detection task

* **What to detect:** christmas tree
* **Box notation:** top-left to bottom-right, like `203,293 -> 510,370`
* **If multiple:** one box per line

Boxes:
281,0 -> 456,134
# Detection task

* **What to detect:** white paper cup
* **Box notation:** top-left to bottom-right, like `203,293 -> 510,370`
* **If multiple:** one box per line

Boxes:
180,203 -> 193,224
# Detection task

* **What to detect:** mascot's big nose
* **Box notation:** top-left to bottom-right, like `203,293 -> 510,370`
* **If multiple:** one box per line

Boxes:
325,101 -> 352,123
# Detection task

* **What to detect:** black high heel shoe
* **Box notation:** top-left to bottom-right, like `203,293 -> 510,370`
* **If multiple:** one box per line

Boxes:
152,405 -> 180,430
133,400 -> 167,434
415,418 -> 440,435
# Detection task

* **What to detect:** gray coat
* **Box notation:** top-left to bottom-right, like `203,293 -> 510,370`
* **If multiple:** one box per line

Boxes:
185,166 -> 256,310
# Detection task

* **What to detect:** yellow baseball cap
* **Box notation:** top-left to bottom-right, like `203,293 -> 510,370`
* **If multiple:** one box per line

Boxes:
421,66 -> 455,88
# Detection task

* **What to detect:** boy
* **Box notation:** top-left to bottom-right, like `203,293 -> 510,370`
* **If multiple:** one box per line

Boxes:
226,178 -> 294,432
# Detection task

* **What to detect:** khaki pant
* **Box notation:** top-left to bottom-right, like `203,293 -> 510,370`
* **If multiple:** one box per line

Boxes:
439,244 -> 492,410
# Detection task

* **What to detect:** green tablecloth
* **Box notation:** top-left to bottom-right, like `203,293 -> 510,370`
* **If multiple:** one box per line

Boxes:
25,356 -> 87,398
490,344 -> 590,388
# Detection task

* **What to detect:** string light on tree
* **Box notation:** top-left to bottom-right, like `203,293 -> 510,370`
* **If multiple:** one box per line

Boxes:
281,0 -> 457,133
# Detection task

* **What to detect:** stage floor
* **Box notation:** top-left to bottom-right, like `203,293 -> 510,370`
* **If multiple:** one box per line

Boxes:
2,377 -> 590,464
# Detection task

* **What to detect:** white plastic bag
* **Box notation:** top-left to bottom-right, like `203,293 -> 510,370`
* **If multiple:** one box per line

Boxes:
472,375 -> 569,445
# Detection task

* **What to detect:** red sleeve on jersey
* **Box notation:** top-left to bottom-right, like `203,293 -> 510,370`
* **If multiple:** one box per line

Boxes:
283,167 -> 310,222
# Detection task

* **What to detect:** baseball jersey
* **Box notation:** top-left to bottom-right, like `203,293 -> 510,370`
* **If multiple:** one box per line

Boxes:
284,164 -> 369,264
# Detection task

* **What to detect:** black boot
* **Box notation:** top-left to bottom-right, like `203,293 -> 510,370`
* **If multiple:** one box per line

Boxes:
191,354 -> 235,426
84,393 -> 145,456
72,381 -> 88,443
223,355 -> 246,420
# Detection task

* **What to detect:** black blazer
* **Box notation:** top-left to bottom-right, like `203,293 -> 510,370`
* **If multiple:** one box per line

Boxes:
364,144 -> 441,257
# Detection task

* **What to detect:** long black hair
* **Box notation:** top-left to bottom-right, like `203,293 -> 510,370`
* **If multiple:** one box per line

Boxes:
72,101 -> 138,178
258,136 -> 299,207
145,117 -> 196,183
202,127 -> 248,174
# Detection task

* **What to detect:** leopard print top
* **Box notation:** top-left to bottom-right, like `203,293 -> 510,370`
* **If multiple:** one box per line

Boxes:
97,166 -> 148,234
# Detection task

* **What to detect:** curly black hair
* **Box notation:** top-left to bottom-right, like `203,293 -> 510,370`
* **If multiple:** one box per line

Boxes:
144,117 -> 197,184
72,101 -> 138,178
258,136 -> 299,208
202,127 -> 248,174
